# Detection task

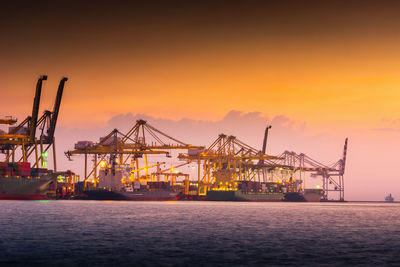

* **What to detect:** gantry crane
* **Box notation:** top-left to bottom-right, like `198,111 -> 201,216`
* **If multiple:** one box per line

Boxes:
178,133 -> 283,195
266,138 -> 348,201
1,76 -> 67,171
1,75 -> 47,163
65,119 -> 204,187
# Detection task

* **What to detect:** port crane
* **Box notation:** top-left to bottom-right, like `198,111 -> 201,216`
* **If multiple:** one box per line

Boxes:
66,119 -> 204,187
178,133 -> 282,195
1,75 -> 47,163
266,138 -> 348,201
1,76 -> 67,171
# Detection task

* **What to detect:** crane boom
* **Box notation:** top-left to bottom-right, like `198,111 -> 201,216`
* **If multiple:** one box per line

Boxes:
340,138 -> 348,175
46,77 -> 67,143
160,161 -> 190,173
262,125 -> 272,155
29,75 -> 47,141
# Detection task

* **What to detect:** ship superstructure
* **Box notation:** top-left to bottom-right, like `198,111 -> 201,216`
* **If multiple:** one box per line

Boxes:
385,193 -> 394,202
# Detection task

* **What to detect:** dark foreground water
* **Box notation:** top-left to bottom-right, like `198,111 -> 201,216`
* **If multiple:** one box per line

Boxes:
0,201 -> 399,266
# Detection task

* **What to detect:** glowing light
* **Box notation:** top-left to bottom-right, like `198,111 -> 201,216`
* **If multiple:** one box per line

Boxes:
41,152 -> 48,168
316,185 -> 321,189
100,161 -> 107,168
170,167 -> 175,171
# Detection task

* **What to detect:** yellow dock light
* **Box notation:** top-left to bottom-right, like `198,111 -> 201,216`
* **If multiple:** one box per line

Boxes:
100,161 -> 107,168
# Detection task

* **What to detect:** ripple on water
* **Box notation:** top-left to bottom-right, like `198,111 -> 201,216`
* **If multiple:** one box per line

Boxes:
0,201 -> 399,266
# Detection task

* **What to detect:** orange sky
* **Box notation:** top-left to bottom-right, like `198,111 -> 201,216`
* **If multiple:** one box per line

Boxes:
3,38 -> 400,131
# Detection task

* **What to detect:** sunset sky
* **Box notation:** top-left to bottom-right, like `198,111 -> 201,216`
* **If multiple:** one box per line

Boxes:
1,0 -> 400,200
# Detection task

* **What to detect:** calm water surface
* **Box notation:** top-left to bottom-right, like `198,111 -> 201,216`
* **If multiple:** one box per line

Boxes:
0,201 -> 399,266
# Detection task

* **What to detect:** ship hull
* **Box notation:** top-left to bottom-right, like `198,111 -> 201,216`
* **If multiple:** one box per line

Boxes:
0,194 -> 47,200
284,192 -> 306,202
82,189 -> 179,201
303,192 -> 323,202
206,190 -> 284,202
0,174 -> 56,200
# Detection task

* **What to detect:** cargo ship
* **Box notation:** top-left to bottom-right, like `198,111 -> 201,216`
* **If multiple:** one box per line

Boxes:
206,181 -> 284,201
0,162 -> 57,200
284,192 -> 305,202
206,190 -> 284,201
385,193 -> 394,202
80,164 -> 181,200
82,181 -> 180,201
284,189 -> 324,202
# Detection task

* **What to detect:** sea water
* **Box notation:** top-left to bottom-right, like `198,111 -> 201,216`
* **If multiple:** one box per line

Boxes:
0,201 -> 399,266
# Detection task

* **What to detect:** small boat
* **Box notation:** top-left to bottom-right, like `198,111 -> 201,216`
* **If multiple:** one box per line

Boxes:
385,193 -> 394,202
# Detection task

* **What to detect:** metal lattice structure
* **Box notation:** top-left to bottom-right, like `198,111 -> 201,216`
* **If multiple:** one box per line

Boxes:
1,76 -> 67,171
267,138 -> 348,200
178,133 -> 283,195
65,119 -> 204,187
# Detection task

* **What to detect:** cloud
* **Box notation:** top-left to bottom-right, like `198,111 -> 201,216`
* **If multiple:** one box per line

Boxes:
100,110 -> 312,152
371,128 -> 400,132
373,118 -> 400,132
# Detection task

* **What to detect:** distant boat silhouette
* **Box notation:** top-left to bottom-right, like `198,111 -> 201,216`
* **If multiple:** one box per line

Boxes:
385,193 -> 394,202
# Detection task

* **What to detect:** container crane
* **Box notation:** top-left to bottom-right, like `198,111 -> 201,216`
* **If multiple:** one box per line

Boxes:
36,77 -> 68,171
178,133 -> 282,195
0,76 -> 67,171
66,119 -> 204,188
266,138 -> 349,201
1,75 -> 47,164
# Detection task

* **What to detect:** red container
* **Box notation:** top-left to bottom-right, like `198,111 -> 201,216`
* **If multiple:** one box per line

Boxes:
18,162 -> 31,168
